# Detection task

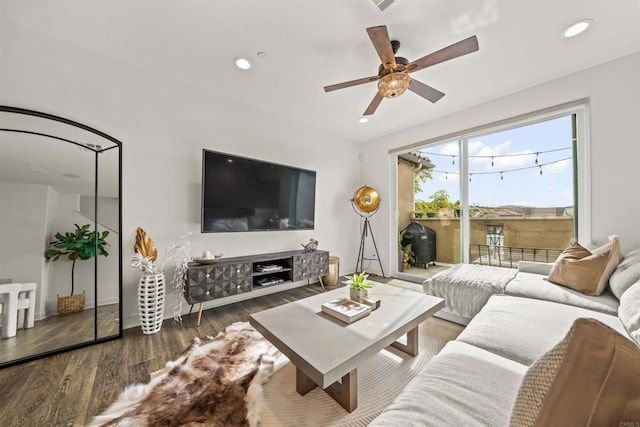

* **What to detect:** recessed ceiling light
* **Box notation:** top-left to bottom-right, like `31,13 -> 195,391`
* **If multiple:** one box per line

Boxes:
63,173 -> 80,179
563,19 -> 592,38
359,117 -> 369,123
234,57 -> 251,70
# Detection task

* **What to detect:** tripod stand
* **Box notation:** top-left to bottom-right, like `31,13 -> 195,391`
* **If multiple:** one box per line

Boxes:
355,216 -> 385,277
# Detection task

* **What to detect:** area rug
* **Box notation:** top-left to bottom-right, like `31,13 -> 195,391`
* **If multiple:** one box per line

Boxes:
259,317 -> 453,426
89,322 -> 281,427
91,302 -> 457,426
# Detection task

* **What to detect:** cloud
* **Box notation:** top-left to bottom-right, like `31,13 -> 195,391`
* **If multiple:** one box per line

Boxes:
470,139 -> 537,171
545,159 -> 570,174
438,142 -> 459,156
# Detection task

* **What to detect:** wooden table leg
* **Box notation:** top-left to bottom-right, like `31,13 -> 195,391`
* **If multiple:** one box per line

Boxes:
196,302 -> 204,326
295,367 -> 358,413
389,325 -> 419,357
296,367 -> 317,395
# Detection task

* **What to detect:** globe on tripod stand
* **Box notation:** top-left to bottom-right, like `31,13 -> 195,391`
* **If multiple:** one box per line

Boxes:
351,185 -> 385,277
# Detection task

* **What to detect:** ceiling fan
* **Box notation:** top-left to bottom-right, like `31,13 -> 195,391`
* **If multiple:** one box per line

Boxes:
324,26 -> 479,116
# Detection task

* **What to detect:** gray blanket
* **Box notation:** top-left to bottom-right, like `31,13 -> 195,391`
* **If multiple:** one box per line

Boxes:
424,264 -> 517,319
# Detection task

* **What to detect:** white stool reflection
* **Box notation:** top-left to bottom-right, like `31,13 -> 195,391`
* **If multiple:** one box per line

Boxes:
0,282 -> 37,338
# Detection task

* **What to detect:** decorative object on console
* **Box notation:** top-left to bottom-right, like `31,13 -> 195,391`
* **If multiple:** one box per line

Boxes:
192,250 -> 223,264
321,297 -> 372,323
345,271 -> 375,302
352,185 -> 385,276
89,322 -> 280,427
301,238 -> 319,252
46,223 -> 110,315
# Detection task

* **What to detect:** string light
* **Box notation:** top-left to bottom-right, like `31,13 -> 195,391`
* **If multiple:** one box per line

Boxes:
421,147 -> 570,160
500,172 -> 504,181
491,156 -> 494,167
535,152 -> 539,165
430,157 -> 571,180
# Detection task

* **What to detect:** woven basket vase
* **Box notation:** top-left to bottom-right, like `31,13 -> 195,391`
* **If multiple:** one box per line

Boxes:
57,291 -> 86,315
137,272 -> 166,335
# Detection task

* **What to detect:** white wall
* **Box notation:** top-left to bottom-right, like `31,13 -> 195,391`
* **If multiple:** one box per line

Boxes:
0,21 -> 363,328
0,182 -> 50,319
361,52 -> 640,274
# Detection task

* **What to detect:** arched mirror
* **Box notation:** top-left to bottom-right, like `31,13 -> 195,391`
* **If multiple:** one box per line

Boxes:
0,106 -> 122,367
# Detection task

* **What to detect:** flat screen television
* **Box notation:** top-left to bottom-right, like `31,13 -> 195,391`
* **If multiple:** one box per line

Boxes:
201,149 -> 316,233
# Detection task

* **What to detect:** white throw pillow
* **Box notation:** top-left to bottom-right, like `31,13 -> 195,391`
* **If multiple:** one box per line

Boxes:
609,248 -> 640,300
618,279 -> 640,345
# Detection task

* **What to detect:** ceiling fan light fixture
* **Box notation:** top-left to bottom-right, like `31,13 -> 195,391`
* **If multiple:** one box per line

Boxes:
377,72 -> 410,98
563,19 -> 592,38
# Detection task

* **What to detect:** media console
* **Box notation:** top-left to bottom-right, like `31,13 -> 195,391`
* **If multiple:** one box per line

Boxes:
185,249 -> 330,324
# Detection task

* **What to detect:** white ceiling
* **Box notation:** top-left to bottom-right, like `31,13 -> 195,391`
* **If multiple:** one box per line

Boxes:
2,0 -> 640,145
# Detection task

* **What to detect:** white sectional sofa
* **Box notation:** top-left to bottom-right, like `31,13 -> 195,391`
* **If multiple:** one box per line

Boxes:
371,248 -> 640,425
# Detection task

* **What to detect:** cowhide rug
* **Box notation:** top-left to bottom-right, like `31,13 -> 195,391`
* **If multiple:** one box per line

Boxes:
89,322 -> 281,427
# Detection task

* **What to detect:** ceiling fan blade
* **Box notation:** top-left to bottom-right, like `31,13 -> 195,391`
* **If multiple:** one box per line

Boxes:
363,92 -> 384,116
324,75 -> 380,92
408,79 -> 445,103
366,25 -> 396,69
407,35 -> 479,74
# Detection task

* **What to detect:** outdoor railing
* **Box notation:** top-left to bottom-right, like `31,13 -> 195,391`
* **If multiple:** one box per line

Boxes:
469,244 -> 563,268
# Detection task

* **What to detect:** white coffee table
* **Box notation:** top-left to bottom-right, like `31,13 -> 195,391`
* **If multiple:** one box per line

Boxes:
249,283 -> 444,412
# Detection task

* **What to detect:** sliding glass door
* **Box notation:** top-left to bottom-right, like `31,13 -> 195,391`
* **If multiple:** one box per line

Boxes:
396,106 -> 586,281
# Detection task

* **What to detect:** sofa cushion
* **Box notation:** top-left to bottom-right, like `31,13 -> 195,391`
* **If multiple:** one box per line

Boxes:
547,239 -> 621,296
456,295 -> 629,366
619,280 -> 640,345
609,248 -> 640,300
509,318 -> 640,427
370,341 -> 527,427
517,261 -> 553,276
505,271 -> 619,315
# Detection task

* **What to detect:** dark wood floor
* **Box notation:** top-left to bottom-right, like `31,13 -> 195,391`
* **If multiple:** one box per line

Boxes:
0,280 -> 460,426
0,304 -> 120,365
0,284 -> 325,426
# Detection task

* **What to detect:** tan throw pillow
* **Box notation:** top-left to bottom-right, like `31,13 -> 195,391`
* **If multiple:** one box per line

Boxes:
509,318 -> 640,427
548,237 -> 622,295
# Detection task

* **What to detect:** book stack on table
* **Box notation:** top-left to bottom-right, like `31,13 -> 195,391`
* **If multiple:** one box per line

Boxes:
321,298 -> 372,323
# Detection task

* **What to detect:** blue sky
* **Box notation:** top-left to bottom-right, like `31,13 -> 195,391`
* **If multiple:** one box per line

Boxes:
416,115 -> 574,208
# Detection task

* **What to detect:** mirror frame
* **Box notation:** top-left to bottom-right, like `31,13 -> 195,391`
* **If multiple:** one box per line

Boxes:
0,105 -> 123,368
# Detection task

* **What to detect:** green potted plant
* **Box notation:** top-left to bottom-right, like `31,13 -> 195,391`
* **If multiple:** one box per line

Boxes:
46,223 -> 109,314
345,271 -> 375,302
398,230 -> 406,271
401,243 -> 416,272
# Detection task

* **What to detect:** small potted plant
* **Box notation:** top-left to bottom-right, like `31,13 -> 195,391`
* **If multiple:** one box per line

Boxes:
345,271 -> 375,302
401,243 -> 416,272
46,223 -> 109,314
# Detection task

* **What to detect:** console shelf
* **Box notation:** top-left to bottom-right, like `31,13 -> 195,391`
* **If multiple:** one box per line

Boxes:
185,249 -> 329,323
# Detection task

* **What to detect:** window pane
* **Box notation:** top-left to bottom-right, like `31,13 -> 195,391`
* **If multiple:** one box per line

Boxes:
468,116 -> 574,266
413,140 -> 462,265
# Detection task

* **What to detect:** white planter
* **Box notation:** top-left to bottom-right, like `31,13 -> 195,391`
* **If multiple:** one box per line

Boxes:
349,287 -> 368,302
137,272 -> 165,334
